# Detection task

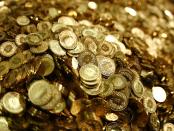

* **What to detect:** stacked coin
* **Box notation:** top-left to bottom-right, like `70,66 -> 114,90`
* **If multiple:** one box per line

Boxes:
79,63 -> 103,95
28,79 -> 65,113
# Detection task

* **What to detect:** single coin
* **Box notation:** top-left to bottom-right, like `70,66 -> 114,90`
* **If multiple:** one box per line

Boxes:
0,61 -> 10,76
9,52 -> 25,69
26,24 -> 37,33
26,33 -> 43,46
99,79 -> 114,97
79,63 -> 100,81
83,37 -> 98,55
68,41 -> 85,56
48,39 -> 66,56
16,15 -> 30,26
50,99 -> 66,113
97,55 -> 116,77
2,92 -> 25,114
37,21 -> 52,32
37,55 -> 55,76
30,41 -> 48,54
82,28 -> 98,38
41,85 -> 62,110
118,68 -> 134,81
0,41 -> 17,57
105,113 -> 118,121
131,79 -> 144,97
59,30 -> 77,50
78,50 -> 97,66
108,74 -> 128,90
15,34 -> 27,46
163,123 -> 174,131
143,97 -> 157,113
98,41 -> 114,57
28,80 -> 52,106
51,23 -> 73,33
58,16 -> 78,26
107,91 -> 128,111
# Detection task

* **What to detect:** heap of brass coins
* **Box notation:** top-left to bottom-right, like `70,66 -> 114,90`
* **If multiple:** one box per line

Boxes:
0,0 -> 174,130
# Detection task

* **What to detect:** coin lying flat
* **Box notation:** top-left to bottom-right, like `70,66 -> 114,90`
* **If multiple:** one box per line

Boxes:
2,92 -> 26,114
131,79 -> 144,97
79,63 -> 100,82
30,41 -> 48,54
163,123 -> 174,131
143,97 -> 157,113
59,30 -> 77,50
98,41 -> 114,57
68,41 -> 85,56
108,74 -> 128,90
107,91 -> 128,111
58,16 -> 78,26
15,34 -> 27,46
28,80 -> 52,106
26,33 -> 43,46
78,50 -> 97,66
99,79 -> 114,97
0,41 -> 17,57
37,21 -> 52,32
16,15 -> 30,26
97,55 -> 116,77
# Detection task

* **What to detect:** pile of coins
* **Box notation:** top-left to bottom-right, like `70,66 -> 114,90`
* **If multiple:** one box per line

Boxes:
0,0 -> 174,130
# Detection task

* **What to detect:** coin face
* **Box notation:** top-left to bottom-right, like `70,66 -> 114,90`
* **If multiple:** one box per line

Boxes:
78,50 -> 97,66
68,41 -> 85,56
0,41 -> 17,57
26,33 -> 43,45
107,91 -> 128,111
41,85 -> 62,110
108,74 -> 128,90
28,80 -> 52,106
97,55 -> 116,77
59,30 -> 77,50
79,63 -> 100,81
2,92 -> 25,114
16,15 -> 30,26
143,97 -> 157,113
131,79 -> 144,97
99,79 -> 114,97
163,123 -> 174,131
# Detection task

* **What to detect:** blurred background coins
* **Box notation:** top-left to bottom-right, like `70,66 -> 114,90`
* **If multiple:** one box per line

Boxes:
2,92 -> 25,114
163,123 -> 174,131
16,15 -> 30,26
